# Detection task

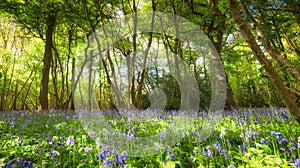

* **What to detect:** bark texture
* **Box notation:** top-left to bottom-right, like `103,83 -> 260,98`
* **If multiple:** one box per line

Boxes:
228,0 -> 300,123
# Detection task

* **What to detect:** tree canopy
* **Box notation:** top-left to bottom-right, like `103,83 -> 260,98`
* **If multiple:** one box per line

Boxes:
0,0 -> 299,122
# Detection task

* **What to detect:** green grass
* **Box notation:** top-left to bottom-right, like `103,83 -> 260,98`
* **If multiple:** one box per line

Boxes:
0,108 -> 299,167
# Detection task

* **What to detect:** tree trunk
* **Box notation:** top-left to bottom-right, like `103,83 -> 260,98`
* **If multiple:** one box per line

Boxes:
191,0 -> 238,110
129,0 -> 138,109
228,0 -> 300,123
70,57 -> 76,110
135,0 -> 155,110
239,2 -> 300,84
39,12 -> 57,111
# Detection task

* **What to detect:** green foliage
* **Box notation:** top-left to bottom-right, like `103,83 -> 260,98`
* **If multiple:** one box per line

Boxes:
1,108 -> 299,167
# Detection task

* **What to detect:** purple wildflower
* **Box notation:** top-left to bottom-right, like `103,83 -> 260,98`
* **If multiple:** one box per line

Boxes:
160,134 -> 164,141
97,152 -> 105,162
291,156 -> 295,163
226,139 -> 232,147
85,147 -> 91,153
279,138 -> 287,145
280,113 -> 288,119
285,148 -> 291,155
238,145 -> 247,153
67,136 -> 75,145
291,143 -> 297,150
193,147 -> 198,154
272,132 -> 282,139
192,130 -> 197,136
295,159 -> 300,167
103,146 -> 109,156
260,139 -> 267,144
167,147 -> 176,160
114,149 -> 119,164
244,139 -> 249,147
4,161 -> 13,168
104,158 -> 112,166
121,152 -> 128,165
206,146 -> 214,158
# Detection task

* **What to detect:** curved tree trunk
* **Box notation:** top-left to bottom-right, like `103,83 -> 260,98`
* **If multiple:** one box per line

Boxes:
228,0 -> 300,123
239,2 -> 300,84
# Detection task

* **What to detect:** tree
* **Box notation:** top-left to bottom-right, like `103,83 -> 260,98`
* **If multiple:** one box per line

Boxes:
0,1 -> 63,110
228,0 -> 300,123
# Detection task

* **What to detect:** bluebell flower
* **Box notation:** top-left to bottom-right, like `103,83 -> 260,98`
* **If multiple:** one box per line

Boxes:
260,139 -> 267,145
113,149 -> 119,164
279,138 -> 287,145
221,149 -> 230,159
105,158 -> 112,166
160,134 -> 164,141
47,136 -> 53,143
252,132 -> 259,139
88,131 -> 97,138
67,136 -> 75,145
248,156 -> 251,160
213,141 -> 221,148
27,161 -> 33,168
291,143 -> 297,150
213,141 -> 222,151
121,152 -> 128,160
18,137 -> 23,146
206,146 -> 214,158
238,145 -> 247,153
19,123 -> 25,129
238,118 -> 244,124
192,130 -> 197,136
49,150 -> 60,159
53,143 -> 57,150
225,153 -> 230,159
169,153 -> 176,160
18,140 -> 23,146
233,108 -> 239,115
124,132 -> 134,140
16,158 -> 28,167
103,146 -> 109,156
121,156 -> 126,165
226,139 -> 232,147
244,139 -> 249,147
272,132 -> 282,139
4,161 -> 13,168
202,151 -> 209,157
131,127 -> 136,133
85,147 -> 91,153
295,159 -> 300,167
97,152 -> 105,162
167,147 -> 172,156
285,148 -> 291,155
291,156 -> 295,163
280,113 -> 288,119
167,147 -> 176,160
193,147 -> 198,154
